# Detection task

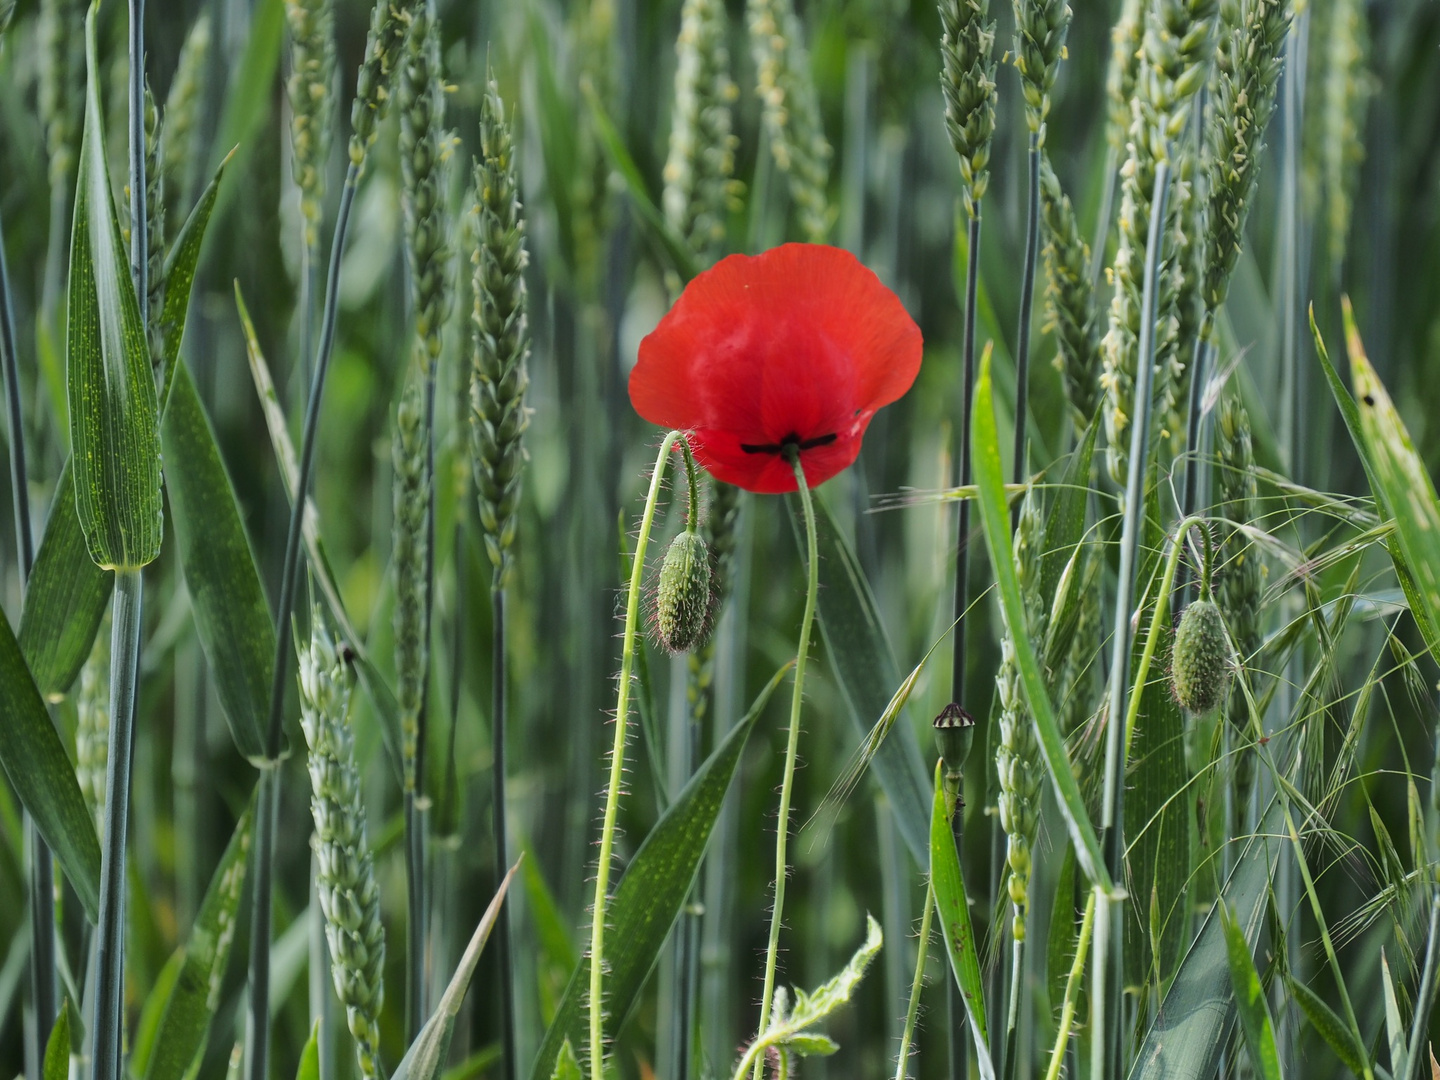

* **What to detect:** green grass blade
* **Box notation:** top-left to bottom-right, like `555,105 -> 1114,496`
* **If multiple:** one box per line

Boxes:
295,1023 -> 320,1080
17,459 -> 112,699
43,997 -> 70,1080
392,864 -> 518,1080
67,5 -> 163,572
1336,300 -> 1440,665
791,494 -> 932,862
1221,903 -> 1282,1080
1127,798 -> 1284,1080
1289,976 -> 1370,1076
528,664 -> 791,1080
141,790 -> 257,1080
582,88 -> 701,283
211,0 -> 282,177
929,761 -> 992,1075
1311,306 -> 1440,656
0,607 -> 102,922
970,345 -> 1113,892
161,362 -> 273,762
157,149 -> 233,408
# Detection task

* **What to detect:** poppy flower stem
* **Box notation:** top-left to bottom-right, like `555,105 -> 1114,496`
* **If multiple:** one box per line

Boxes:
751,449 -> 820,1080
681,439 -> 702,531
589,430 -> 684,1080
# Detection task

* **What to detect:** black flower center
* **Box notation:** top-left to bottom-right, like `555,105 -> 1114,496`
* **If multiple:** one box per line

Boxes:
739,432 -> 838,455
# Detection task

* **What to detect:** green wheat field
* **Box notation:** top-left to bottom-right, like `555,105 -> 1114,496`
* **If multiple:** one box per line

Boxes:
2,0 -> 1440,1078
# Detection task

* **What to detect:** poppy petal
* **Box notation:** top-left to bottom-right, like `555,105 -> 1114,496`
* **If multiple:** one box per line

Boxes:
630,244 -> 922,493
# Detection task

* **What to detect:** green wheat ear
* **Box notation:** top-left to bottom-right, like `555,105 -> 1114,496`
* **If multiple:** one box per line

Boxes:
162,15 -> 210,213
663,0 -> 741,261
76,604 -> 113,835
298,614 -> 387,1080
938,0 -> 997,217
392,374 -> 429,792
38,0 -> 85,193
1039,154 -> 1100,431
1217,394 -> 1260,808
995,486 -> 1045,942
747,0 -> 832,242
285,0 -> 336,252
350,0 -> 413,170
1011,0 -> 1071,144
471,73 -> 531,587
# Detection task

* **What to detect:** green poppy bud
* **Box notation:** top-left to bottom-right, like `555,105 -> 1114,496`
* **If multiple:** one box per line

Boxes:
1172,599 -> 1232,714
656,530 -> 714,654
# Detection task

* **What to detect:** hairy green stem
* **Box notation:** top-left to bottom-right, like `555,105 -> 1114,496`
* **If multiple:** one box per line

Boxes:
751,449 -> 820,1080
895,883 -> 935,1080
1096,157 -> 1170,1080
589,431 -> 682,1079
1044,888 -> 1096,1080
92,569 -> 143,1080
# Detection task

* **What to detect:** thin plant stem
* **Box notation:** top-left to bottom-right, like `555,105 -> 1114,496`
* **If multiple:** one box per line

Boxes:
1088,145 -> 1118,293
589,430 -> 682,1080
1095,157 -> 1171,1080
949,205 -> 980,1080
0,189 -> 54,1080
894,883 -> 935,1080
92,569 -> 143,1080
1043,888 -> 1096,1080
1175,335 -> 1212,615
750,449 -> 820,1080
1011,134 -> 1040,522
492,584 -> 516,1080
300,244 -> 316,393
248,160 -> 360,1080
1404,889 -> 1440,1079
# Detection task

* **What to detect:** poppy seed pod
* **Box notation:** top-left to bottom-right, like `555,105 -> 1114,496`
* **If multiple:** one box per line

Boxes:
656,530 -> 714,654
1172,599 -> 1231,714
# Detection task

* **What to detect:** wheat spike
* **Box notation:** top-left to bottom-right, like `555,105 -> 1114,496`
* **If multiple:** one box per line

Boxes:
938,0 -> 997,218
285,0 -> 336,252
298,615 -> 387,1080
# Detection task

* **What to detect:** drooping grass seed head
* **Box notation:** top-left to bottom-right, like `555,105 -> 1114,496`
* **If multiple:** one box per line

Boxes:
933,702 -> 975,780
1171,599 -> 1232,714
655,529 -> 715,654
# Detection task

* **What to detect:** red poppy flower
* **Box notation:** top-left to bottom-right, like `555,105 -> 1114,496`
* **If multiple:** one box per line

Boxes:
629,243 -> 923,493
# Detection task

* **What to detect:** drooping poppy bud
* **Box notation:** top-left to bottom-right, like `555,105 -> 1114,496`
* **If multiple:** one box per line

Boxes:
655,530 -> 714,654
629,244 -> 923,494
1171,599 -> 1232,714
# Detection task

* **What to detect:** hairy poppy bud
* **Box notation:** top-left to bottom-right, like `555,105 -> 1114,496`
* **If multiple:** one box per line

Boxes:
656,531 -> 714,654
1172,599 -> 1231,714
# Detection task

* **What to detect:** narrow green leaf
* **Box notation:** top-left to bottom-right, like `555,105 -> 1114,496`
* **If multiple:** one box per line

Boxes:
235,285 -> 403,779
392,864 -> 519,1080
158,150 -> 234,407
970,345 -> 1113,892
67,4 -> 163,571
1290,976 -> 1370,1076
1381,951 -> 1407,1079
1128,798 -> 1284,1080
1045,843 -> 1080,1019
550,1041 -> 581,1080
522,847 -> 579,975
930,761 -> 993,1076
142,792 -> 256,1080
582,88 -> 701,283
18,460 -> 112,699
295,1023 -> 320,1080
790,494 -> 932,863
161,362 -> 272,762
43,998 -> 70,1080
1338,301 -> 1440,665
1221,903 -> 1282,1080
212,0 -> 283,176
131,950 -> 185,1078
528,663 -> 792,1080
0,608 -> 102,922
1311,306 -> 1440,657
